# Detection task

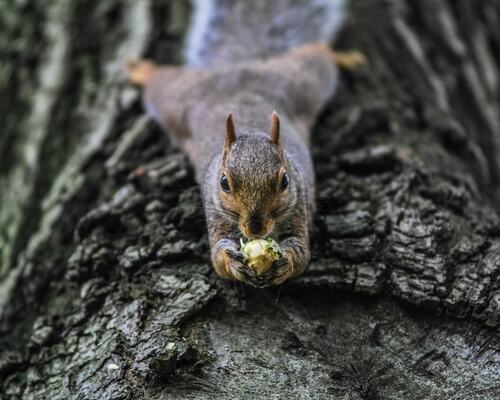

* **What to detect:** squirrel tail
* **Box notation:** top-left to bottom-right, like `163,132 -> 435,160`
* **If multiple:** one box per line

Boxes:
185,0 -> 346,68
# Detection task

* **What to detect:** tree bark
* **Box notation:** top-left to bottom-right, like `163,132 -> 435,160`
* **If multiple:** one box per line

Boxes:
1,0 -> 499,399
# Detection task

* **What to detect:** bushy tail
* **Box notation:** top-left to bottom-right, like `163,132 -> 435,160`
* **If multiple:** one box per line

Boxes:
185,0 -> 346,68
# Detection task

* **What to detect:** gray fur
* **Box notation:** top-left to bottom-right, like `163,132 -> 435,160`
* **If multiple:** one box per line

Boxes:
141,4 -> 344,285
186,0 -> 346,67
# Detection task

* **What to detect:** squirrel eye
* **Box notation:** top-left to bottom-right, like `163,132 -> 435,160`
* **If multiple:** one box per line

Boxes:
280,172 -> 289,191
220,174 -> 231,192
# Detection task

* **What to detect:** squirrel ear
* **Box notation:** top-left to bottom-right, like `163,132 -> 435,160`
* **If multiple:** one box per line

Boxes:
270,111 -> 280,145
225,113 -> 236,149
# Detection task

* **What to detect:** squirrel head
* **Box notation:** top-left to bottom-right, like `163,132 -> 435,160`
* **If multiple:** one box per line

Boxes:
218,112 -> 293,239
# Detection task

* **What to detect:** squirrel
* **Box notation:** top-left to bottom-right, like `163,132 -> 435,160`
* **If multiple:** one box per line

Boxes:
126,0 -> 364,287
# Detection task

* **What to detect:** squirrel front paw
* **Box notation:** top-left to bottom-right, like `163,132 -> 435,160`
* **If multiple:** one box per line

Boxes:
260,251 -> 295,286
213,240 -> 261,287
225,248 -> 263,287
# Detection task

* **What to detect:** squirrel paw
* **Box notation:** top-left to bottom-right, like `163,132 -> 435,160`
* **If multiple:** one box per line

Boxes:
259,252 -> 295,287
224,248 -> 262,287
331,50 -> 366,70
125,59 -> 156,86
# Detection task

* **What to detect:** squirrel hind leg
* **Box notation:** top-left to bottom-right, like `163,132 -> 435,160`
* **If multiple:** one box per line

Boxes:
293,43 -> 366,70
331,50 -> 366,70
125,59 -> 157,86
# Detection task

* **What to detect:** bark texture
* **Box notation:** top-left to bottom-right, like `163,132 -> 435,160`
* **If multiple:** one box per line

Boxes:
1,0 -> 500,399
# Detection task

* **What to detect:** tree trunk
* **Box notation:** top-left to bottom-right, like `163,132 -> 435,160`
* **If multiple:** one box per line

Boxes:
1,0 -> 499,399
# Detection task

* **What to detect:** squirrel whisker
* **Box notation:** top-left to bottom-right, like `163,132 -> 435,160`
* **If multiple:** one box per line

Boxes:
272,203 -> 296,220
204,205 -> 239,223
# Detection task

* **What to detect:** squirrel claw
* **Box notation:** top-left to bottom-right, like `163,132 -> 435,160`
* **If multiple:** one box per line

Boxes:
225,249 -> 261,287
226,248 -> 246,263
260,254 -> 294,286
229,262 -> 262,287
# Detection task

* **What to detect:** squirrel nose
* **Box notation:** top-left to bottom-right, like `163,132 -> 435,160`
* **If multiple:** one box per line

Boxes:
248,216 -> 263,235
242,215 -> 266,238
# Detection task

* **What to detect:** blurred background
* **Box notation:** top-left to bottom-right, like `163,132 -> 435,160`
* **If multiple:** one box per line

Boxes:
1,1 -> 499,398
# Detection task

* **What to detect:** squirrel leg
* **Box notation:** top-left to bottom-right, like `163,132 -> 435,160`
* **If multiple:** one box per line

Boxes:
288,42 -> 365,70
212,239 -> 261,287
125,59 -> 157,86
331,50 -> 366,70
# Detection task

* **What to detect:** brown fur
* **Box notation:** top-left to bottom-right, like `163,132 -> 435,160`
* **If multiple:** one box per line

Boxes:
128,43 -> 361,286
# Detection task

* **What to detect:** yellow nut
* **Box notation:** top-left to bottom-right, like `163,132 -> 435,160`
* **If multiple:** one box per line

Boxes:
240,238 -> 282,275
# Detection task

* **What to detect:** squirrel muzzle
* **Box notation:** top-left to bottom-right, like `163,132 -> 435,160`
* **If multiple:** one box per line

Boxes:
240,212 -> 274,239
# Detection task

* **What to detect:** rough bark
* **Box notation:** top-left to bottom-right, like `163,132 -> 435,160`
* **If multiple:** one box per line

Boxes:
1,0 -> 499,399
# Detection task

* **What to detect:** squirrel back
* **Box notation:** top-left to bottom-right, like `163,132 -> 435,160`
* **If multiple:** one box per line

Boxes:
142,44 -> 338,181
186,0 -> 345,67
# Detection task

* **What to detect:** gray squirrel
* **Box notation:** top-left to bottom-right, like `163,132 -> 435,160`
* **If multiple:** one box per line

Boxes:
127,0 -> 364,287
